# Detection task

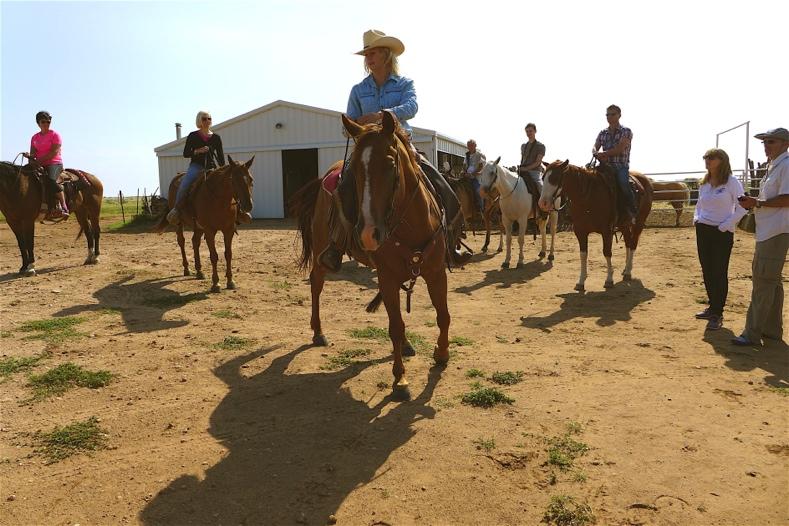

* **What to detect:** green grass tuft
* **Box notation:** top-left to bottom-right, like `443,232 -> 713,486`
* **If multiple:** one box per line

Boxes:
27,363 -> 114,400
461,385 -> 514,408
268,280 -> 293,290
321,348 -> 372,370
768,386 -> 789,396
1,354 -> 46,378
465,368 -> 485,378
1,330 -> 12,338
34,416 -> 108,463
348,326 -> 389,341
566,421 -> 583,435
211,309 -> 242,319
213,336 -> 255,351
543,495 -> 595,525
473,437 -> 496,452
19,316 -> 86,345
490,370 -> 524,385
547,435 -> 589,470
96,307 -> 123,316
105,214 -> 155,232
449,335 -> 475,347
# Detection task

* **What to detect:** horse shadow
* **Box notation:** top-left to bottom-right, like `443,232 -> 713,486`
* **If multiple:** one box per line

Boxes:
0,262 -> 84,283
326,259 -> 378,289
139,344 -> 440,525
54,274 -> 208,333
521,279 -> 656,328
704,328 -> 789,388
454,259 -> 553,295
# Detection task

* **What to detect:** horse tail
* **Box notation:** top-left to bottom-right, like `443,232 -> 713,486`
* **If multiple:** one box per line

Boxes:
75,226 -> 84,241
366,292 -> 383,313
152,206 -> 170,234
290,177 -> 322,271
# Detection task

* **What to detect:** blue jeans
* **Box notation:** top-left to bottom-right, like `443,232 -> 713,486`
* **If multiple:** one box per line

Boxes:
613,164 -> 636,215
45,163 -> 63,195
175,162 -> 203,207
470,178 -> 484,213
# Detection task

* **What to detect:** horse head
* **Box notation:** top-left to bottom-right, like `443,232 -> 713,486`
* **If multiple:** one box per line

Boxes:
227,155 -> 255,215
539,159 -> 569,211
341,110 -> 414,252
477,156 -> 502,197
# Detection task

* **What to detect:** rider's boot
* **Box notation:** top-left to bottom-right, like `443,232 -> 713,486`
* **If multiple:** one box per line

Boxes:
318,167 -> 357,273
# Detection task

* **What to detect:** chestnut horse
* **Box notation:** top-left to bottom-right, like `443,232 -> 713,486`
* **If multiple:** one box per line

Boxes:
539,160 -> 653,291
0,161 -> 103,275
291,111 -> 450,393
154,156 -> 254,292
449,175 -> 503,253
649,180 -> 690,227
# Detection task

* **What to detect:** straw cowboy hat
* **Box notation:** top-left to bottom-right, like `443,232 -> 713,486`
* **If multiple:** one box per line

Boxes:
355,29 -> 405,56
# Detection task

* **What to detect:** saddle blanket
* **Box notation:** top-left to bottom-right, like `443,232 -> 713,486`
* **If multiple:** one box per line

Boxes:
321,165 -> 343,195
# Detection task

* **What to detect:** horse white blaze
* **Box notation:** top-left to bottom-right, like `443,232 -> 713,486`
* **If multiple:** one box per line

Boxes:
359,146 -> 378,250
540,170 -> 559,211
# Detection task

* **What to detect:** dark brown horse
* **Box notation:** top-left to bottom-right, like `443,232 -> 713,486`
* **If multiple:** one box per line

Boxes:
0,161 -> 103,275
154,156 -> 254,292
539,160 -> 653,291
291,111 -> 450,393
449,176 -> 503,253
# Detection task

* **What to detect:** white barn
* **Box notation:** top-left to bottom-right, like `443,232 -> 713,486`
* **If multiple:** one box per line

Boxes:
154,100 -> 468,219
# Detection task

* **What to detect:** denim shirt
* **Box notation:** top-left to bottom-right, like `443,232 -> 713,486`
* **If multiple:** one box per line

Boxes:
346,74 -> 418,135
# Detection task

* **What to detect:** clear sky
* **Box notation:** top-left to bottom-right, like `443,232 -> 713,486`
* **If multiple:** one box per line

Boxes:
2,0 -> 786,196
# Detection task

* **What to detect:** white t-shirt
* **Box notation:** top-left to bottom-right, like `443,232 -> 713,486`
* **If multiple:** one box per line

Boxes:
755,151 -> 789,242
694,176 -> 747,232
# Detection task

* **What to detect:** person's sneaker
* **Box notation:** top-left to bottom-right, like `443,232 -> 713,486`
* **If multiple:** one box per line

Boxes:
705,315 -> 723,331
166,208 -> 181,225
695,307 -> 712,320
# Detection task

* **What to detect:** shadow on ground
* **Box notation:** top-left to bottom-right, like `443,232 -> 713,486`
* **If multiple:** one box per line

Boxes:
139,344 -> 440,525
704,328 -> 789,388
454,258 -> 553,295
521,279 -> 656,328
54,274 -> 208,333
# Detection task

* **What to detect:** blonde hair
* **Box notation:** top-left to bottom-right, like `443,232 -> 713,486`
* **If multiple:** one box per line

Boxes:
195,111 -> 212,128
364,47 -> 399,76
701,148 -> 732,187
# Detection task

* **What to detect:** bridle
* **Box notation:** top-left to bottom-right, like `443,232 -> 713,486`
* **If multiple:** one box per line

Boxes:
483,164 -> 520,201
228,165 -> 254,214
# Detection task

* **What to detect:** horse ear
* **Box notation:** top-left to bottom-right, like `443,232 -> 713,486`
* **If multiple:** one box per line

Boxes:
381,110 -> 396,135
560,159 -> 569,170
244,156 -> 254,170
494,156 -> 501,166
542,161 -> 550,168
227,155 -> 236,165
342,114 -> 364,138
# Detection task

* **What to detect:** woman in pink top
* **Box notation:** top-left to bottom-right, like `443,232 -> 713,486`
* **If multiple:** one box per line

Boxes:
22,111 -> 68,218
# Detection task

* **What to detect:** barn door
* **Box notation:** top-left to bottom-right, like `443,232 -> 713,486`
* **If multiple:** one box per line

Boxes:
281,148 -> 319,216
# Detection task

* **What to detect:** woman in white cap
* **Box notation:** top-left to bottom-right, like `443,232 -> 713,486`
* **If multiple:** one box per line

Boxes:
319,29 -> 471,271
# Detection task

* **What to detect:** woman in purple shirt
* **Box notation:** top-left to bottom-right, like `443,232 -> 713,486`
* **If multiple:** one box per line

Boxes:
319,30 -> 470,272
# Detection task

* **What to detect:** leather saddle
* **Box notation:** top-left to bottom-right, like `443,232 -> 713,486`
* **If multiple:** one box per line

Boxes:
596,163 -> 644,226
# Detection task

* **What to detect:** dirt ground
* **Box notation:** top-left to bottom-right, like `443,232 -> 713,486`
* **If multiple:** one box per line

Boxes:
0,209 -> 786,526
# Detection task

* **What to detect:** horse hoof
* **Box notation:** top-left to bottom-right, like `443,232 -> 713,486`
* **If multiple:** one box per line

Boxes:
496,248 -> 503,253
93,256 -> 100,264
313,334 -> 329,346
604,280 -> 614,289
183,269 -> 191,277
195,271 -> 205,280
20,267 -> 36,277
481,246 -> 488,254
622,274 -> 632,281
548,254 -> 555,261
403,341 -> 416,357
210,284 -> 221,293
574,283 -> 585,292
433,346 -> 449,365
391,384 -> 411,401
501,262 -> 510,269
227,281 -> 236,290
538,251 -> 546,259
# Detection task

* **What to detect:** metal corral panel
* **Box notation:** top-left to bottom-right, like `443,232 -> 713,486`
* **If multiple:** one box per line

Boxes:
248,150 -> 283,218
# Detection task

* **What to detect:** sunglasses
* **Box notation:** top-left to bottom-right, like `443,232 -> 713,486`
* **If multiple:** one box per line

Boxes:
605,113 -> 618,117
38,120 -> 51,124
763,139 -> 780,145
703,156 -> 718,161
202,117 -> 212,121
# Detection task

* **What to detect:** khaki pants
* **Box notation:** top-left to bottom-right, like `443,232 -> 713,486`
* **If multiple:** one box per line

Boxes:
743,233 -> 788,342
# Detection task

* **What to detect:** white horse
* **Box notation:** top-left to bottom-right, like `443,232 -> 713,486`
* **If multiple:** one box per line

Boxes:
477,157 -> 558,268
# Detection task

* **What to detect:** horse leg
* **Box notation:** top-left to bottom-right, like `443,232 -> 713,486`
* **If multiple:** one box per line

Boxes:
223,228 -> 235,289
424,269 -> 450,365
380,279 -> 407,393
75,208 -> 94,265
673,203 -> 682,227
205,230 -> 221,293
192,228 -> 204,279
623,225 -> 641,280
538,216 -> 547,259
90,214 -> 101,262
575,231 -> 588,291
23,223 -> 36,276
516,215 -> 526,268
177,226 -> 190,276
13,228 -> 28,275
548,210 -> 558,261
501,217 -> 512,268
603,231 -> 614,289
309,266 -> 329,346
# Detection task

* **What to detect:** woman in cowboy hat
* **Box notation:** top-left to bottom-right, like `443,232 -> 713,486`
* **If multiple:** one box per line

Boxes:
319,29 -> 471,271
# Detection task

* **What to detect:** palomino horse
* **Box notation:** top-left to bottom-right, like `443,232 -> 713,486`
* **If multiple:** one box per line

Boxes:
0,161 -> 103,275
154,156 -> 254,292
476,158 -> 558,268
649,180 -> 690,227
291,111 -> 450,393
449,176 -> 503,253
539,160 -> 654,291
